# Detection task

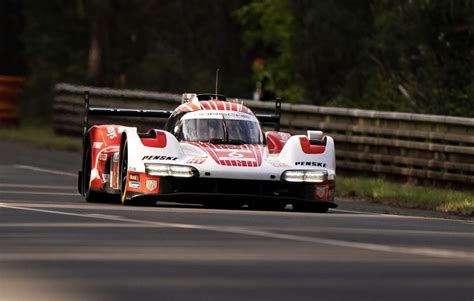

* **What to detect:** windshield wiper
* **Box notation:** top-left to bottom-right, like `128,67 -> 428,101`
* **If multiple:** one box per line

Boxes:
207,138 -> 227,144
205,138 -> 245,145
222,113 -> 229,141
220,114 -> 245,144
226,139 -> 246,145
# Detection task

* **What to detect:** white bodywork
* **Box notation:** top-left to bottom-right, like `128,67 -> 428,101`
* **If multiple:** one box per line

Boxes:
122,127 -> 336,182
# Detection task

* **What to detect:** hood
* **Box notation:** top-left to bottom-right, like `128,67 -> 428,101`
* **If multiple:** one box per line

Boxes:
185,142 -> 264,167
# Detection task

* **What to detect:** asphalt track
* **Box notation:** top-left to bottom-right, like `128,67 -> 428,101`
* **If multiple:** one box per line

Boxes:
0,141 -> 472,301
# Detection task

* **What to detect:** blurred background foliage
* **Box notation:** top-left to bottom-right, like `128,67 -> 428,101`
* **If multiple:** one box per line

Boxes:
1,0 -> 473,123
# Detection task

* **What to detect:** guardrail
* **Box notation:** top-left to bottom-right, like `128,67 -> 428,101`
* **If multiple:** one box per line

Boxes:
53,83 -> 474,187
0,75 -> 24,127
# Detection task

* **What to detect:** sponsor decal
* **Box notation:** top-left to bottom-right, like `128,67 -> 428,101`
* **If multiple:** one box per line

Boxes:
295,161 -> 327,168
129,181 -> 140,189
188,143 -> 263,167
142,155 -> 178,161
315,186 -> 327,199
214,149 -> 256,161
187,157 -> 206,164
146,180 -> 158,191
106,127 -> 118,139
93,142 -> 103,149
268,161 -> 290,168
99,154 -> 108,161
129,174 -> 140,181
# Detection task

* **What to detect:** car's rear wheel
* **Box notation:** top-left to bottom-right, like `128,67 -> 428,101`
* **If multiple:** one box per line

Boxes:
84,143 -> 107,203
84,143 -> 120,203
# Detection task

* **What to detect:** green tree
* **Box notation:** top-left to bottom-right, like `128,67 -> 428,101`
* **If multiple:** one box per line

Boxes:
236,0 -> 474,116
20,0 -> 250,122
235,0 -> 303,101
125,0 -> 250,96
18,0 -> 474,122
0,0 -> 26,76
291,0 -> 371,104
21,0 -> 88,122
359,0 -> 474,116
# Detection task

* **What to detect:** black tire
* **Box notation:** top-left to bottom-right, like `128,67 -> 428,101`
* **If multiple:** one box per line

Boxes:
292,203 -> 329,213
119,136 -> 156,207
84,143 -> 104,203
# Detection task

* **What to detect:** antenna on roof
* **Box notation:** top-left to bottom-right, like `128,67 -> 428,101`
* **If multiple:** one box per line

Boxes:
215,68 -> 220,100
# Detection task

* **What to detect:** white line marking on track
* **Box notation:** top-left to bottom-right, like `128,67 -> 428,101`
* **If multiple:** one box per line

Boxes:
0,222 -> 157,228
0,183 -> 76,190
0,203 -> 472,261
84,213 -> 122,219
14,165 -> 76,177
1,221 -> 471,237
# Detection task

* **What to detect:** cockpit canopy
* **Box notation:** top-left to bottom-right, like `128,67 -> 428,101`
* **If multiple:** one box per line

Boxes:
165,110 -> 264,145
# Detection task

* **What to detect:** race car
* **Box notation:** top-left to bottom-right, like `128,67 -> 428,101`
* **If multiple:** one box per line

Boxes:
78,92 -> 337,212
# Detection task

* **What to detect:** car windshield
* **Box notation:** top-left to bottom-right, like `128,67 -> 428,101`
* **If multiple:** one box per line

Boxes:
179,117 -> 263,144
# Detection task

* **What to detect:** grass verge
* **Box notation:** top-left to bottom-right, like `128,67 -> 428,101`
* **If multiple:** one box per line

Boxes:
338,176 -> 474,217
0,124 -> 81,152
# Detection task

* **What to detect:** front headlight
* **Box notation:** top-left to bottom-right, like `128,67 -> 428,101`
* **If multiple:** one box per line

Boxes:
281,170 -> 328,183
145,164 -> 198,178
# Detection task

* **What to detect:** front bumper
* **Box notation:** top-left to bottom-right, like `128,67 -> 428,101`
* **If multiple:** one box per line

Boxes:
127,177 -> 336,206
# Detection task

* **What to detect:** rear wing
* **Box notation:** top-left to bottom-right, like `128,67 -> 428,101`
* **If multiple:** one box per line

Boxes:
83,91 -> 282,136
82,91 -> 173,137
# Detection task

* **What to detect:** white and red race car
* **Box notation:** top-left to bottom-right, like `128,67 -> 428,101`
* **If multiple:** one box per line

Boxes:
78,92 -> 337,212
